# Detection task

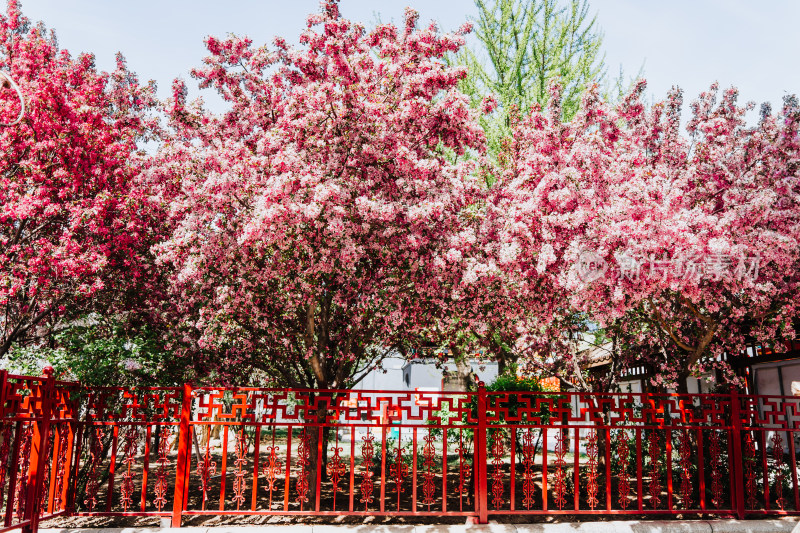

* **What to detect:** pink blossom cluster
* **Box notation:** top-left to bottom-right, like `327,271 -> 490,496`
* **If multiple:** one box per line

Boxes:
0,1 -> 160,357
490,80 -> 800,388
150,1 -> 488,386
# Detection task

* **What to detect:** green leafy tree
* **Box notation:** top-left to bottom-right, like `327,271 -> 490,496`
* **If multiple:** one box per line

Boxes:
458,0 -> 606,156
5,315 -> 192,387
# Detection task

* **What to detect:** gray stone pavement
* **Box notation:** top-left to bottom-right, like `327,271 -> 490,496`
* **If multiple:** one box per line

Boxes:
38,519 -> 800,533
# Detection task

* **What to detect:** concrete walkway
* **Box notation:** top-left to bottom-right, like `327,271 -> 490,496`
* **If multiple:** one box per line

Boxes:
39,519 -> 800,533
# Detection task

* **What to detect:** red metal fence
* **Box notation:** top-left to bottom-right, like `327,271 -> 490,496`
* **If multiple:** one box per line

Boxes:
2,369 -> 800,531
0,369 -> 77,533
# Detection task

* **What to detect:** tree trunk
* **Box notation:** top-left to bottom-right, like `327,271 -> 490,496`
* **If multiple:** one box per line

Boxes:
444,357 -> 473,391
676,370 -> 691,395
497,350 -> 507,376
304,397 -> 333,510
596,401 -> 611,478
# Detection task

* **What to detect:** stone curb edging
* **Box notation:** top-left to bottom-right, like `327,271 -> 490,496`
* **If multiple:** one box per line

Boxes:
38,519 -> 800,533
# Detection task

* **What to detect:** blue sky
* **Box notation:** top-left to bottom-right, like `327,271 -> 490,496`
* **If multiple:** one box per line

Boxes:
21,0 -> 800,121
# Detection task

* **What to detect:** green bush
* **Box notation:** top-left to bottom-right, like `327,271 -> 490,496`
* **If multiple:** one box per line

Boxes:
5,315 -> 191,387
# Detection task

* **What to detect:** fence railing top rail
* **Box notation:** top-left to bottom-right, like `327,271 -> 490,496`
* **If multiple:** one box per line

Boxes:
63,385 -> 800,402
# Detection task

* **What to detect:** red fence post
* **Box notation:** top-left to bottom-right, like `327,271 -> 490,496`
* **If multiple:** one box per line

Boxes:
474,382 -> 488,524
0,369 -> 9,525
59,388 -> 77,514
24,367 -> 55,533
730,387 -> 745,520
171,383 -> 193,528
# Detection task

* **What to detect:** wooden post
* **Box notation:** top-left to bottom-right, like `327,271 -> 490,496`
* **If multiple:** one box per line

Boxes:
171,383 -> 193,527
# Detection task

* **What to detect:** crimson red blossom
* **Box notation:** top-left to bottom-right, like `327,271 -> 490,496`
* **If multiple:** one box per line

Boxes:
0,1 -> 159,357
152,1 -> 487,388
494,80 -> 800,390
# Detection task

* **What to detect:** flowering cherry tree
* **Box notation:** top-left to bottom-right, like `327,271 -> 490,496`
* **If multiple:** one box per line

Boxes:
153,1 -> 486,390
495,80 -> 800,390
0,1 -> 159,358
